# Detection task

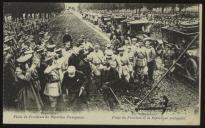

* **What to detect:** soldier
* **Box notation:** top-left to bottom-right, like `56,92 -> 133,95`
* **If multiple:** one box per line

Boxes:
62,66 -> 88,111
104,43 -> 112,54
15,54 -> 43,111
90,57 -> 105,91
144,38 -> 156,83
89,44 -> 105,64
54,48 -> 64,82
117,47 -> 132,83
82,39 -> 94,53
101,61 -> 120,110
44,56 -> 61,112
35,46 -> 48,104
111,35 -> 121,54
134,41 -> 148,85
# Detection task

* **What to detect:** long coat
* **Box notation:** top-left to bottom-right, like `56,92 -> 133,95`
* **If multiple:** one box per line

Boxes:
3,58 -> 17,109
62,71 -> 88,111
15,66 -> 43,111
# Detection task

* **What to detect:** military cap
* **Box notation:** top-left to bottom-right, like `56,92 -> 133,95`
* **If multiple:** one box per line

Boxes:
55,48 -> 62,53
24,50 -> 34,55
143,37 -> 152,42
37,47 -> 44,52
4,46 -> 11,52
80,35 -> 85,39
117,47 -> 124,51
4,36 -> 13,43
105,50 -> 113,56
3,51 -> 7,56
106,43 -> 112,48
39,31 -> 45,35
157,39 -> 163,44
143,34 -> 149,38
127,45 -> 132,49
47,44 -> 56,49
131,38 -> 137,42
44,56 -> 53,62
16,54 -> 33,63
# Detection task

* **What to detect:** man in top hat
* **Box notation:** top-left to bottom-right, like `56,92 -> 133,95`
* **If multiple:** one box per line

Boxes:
62,66 -> 88,111
67,46 -> 81,70
63,28 -> 73,47
144,38 -> 156,83
15,54 -> 43,111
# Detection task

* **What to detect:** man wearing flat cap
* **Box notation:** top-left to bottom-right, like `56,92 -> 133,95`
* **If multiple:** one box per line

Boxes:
62,66 -> 88,111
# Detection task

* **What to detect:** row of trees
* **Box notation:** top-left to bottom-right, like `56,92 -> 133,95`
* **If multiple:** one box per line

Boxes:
78,3 -> 198,14
3,2 -> 65,18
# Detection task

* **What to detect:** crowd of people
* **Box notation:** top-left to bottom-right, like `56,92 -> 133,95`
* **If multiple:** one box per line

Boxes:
4,9 -> 188,112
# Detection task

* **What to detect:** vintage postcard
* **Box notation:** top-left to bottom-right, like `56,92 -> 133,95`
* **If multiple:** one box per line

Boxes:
3,3 -> 202,125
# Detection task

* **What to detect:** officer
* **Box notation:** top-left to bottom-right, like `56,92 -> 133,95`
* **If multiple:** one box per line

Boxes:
44,56 -> 61,112
104,50 -> 122,78
62,66 -> 88,111
117,47 -> 131,82
15,54 -> 43,111
89,44 -> 105,64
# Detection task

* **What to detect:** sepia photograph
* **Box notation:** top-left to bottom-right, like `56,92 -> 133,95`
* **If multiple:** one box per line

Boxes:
3,2 -> 202,125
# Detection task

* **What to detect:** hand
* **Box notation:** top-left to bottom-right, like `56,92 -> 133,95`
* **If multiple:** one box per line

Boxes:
25,63 -> 29,70
79,87 -> 85,97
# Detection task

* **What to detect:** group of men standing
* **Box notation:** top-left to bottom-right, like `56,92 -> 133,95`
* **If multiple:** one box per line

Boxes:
3,12 -> 157,112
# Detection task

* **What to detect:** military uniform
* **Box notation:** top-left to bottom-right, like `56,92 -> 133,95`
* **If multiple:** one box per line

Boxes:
15,54 -> 43,111
144,39 -> 156,81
